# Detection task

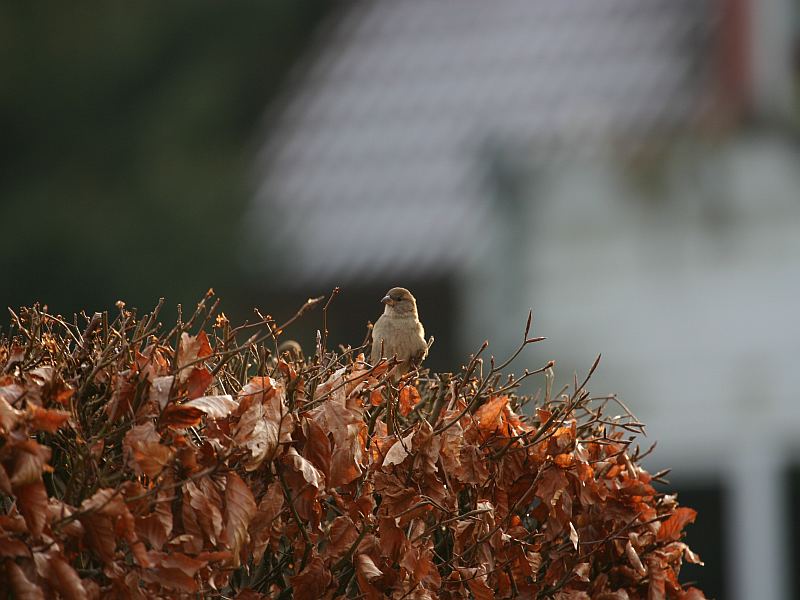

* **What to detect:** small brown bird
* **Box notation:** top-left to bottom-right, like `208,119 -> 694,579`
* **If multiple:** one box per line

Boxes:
370,287 -> 428,375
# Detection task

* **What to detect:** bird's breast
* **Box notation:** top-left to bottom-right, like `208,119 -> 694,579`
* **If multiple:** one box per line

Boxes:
372,315 -> 426,362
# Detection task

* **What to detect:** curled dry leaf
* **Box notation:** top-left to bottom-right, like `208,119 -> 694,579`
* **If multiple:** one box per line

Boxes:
0,533 -> 30,558
234,377 -> 293,471
457,567 -> 494,600
249,481 -> 284,564
282,447 -> 324,490
177,331 -> 212,382
9,441 -> 51,488
301,418 -> 332,481
135,494 -> 173,551
223,472 -> 257,567
657,507 -> 698,542
474,395 -> 509,437
647,554 -> 667,600
185,478 -> 224,545
399,384 -> 422,416
150,375 -> 175,410
39,553 -> 88,600
106,369 -> 137,421
15,482 -> 49,537
160,403 -> 204,428
309,370 -> 366,486
79,488 -> 150,568
325,515 -> 359,562
0,396 -> 23,431
626,539 -> 647,575
356,553 -> 384,599
185,394 -> 238,419
26,405 -> 70,433
123,421 -> 174,478
185,366 -> 213,399
569,521 -> 579,550
6,559 -> 45,600
290,554 -> 333,600
383,430 -> 415,467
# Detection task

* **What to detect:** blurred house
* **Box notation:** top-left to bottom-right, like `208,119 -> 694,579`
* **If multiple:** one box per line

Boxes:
247,1 -> 800,598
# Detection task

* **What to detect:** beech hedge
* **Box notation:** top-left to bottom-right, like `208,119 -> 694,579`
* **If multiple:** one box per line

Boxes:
0,293 -> 706,599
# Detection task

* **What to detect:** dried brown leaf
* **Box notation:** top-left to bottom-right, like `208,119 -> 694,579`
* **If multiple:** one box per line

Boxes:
249,481 -> 284,564
569,521 -> 579,550
301,418 -> 332,481
234,377 -> 293,471
0,395 -> 23,431
326,515 -> 359,562
283,447 -> 324,490
625,540 -> 646,575
6,560 -> 45,600
330,433 -> 365,487
646,555 -> 666,600
657,507 -> 697,542
383,431 -> 414,467
156,551 -> 206,577
10,441 -> 51,488
474,395 -> 509,438
185,366 -> 213,399
455,443 -> 489,485
160,403 -> 204,428
150,375 -> 175,410
186,478 -> 224,545
16,481 -> 49,536
45,555 -> 89,600
80,488 -> 150,568
106,369 -> 137,421
26,405 -> 70,433
400,544 -> 440,589
457,567 -> 494,600
185,394 -> 238,419
355,553 -> 383,600
135,498 -> 173,551
399,384 -> 422,416
177,330 -> 212,382
224,472 -> 257,567
290,554 -> 333,600
309,371 -> 364,485
123,421 -> 174,478
0,534 -> 31,557
378,515 -> 406,562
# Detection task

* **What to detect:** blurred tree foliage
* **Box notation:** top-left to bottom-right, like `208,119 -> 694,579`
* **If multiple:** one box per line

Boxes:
0,1 -> 329,318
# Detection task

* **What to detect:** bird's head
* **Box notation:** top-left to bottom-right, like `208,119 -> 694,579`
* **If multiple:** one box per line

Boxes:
381,287 -> 418,316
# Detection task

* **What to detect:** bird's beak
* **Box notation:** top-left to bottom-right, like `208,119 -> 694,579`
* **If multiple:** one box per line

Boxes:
381,295 -> 394,305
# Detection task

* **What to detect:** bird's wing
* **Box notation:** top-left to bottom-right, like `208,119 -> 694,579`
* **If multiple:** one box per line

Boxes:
370,315 -> 387,364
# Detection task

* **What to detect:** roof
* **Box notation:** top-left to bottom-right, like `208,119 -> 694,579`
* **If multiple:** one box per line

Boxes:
247,0 -> 719,285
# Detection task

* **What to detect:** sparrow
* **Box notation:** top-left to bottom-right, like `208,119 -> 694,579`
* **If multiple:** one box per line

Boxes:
370,287 -> 428,375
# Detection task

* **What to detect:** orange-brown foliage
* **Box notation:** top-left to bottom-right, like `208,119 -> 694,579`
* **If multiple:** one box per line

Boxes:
0,295 -> 705,599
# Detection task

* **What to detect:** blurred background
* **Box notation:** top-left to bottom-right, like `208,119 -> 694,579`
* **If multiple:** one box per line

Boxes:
3,1 -> 800,598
